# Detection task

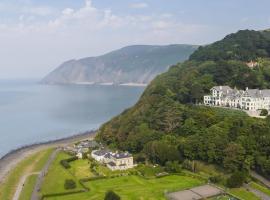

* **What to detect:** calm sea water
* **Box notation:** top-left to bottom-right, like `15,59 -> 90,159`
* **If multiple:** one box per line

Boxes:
0,80 -> 144,158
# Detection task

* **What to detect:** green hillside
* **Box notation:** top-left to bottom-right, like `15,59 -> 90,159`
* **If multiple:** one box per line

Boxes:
190,29 -> 270,61
97,30 -> 270,178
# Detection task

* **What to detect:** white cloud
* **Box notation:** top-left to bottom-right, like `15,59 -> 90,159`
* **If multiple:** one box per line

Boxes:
0,0 -> 211,78
21,6 -> 54,16
130,3 -> 148,9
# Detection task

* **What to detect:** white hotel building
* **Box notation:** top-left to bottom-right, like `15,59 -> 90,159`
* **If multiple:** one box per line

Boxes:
204,86 -> 270,111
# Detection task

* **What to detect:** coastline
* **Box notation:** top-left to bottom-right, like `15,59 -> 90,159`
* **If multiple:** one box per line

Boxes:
0,130 -> 96,184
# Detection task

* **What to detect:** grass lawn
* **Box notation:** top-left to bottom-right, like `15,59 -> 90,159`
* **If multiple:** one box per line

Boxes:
19,174 -> 38,200
44,175 -> 204,200
250,181 -> 270,196
0,148 -> 54,200
41,152 -> 83,195
229,188 -> 260,200
208,195 -> 231,200
69,159 -> 93,179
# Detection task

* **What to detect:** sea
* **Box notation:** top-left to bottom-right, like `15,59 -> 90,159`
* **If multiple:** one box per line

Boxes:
0,80 -> 144,158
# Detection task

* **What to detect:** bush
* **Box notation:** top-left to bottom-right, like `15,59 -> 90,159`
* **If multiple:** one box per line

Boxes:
260,109 -> 268,116
60,156 -> 78,169
209,175 -> 222,183
64,179 -> 77,190
104,190 -> 121,200
165,161 -> 182,173
226,171 -> 247,188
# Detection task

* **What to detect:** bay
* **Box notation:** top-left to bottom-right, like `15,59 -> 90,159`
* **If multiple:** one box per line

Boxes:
0,80 -> 144,157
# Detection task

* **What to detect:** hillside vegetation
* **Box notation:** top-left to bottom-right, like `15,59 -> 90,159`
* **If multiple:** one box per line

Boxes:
97,29 -> 270,178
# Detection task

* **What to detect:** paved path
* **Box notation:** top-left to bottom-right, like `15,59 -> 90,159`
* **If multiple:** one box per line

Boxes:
31,148 -> 60,200
245,184 -> 270,200
12,172 -> 40,200
251,171 -> 270,188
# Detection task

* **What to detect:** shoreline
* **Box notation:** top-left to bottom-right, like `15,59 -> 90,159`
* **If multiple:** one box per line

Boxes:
0,130 -> 96,184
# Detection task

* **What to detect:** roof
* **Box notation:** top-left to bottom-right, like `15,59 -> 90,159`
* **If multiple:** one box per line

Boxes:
92,149 -> 110,156
107,162 -> 116,167
111,152 -> 132,159
211,86 -> 232,92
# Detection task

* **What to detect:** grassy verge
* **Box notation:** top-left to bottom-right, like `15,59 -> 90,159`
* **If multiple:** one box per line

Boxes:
229,188 -> 260,200
0,148 -> 54,200
250,181 -> 270,196
19,174 -> 38,200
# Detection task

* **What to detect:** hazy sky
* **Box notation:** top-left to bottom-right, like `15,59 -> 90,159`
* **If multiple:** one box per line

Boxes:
0,0 -> 270,79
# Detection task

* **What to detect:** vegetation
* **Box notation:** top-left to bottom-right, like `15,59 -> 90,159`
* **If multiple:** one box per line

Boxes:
97,29 -> 270,179
104,190 -> 121,200
190,30 -> 270,61
228,188 -> 260,200
260,109 -> 268,116
19,174 -> 38,200
64,179 -> 77,190
44,175 -> 203,200
250,181 -> 270,196
0,148 -> 54,200
41,152 -> 83,195
226,171 -> 247,188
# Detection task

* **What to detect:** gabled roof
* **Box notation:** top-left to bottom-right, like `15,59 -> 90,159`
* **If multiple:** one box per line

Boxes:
211,86 -> 232,91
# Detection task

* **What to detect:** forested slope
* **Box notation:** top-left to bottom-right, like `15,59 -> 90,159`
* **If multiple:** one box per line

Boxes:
97,29 -> 270,178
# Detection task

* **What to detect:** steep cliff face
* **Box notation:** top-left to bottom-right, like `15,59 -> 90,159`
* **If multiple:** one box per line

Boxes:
41,44 -> 197,85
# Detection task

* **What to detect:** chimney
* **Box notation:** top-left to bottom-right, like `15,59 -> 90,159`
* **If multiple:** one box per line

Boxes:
220,86 -> 222,90
246,87 -> 249,91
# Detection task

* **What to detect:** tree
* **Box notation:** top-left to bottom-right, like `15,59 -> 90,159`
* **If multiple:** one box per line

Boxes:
104,190 -> 121,200
260,109 -> 268,116
226,171 -> 247,188
64,179 -> 76,190
190,83 -> 204,103
223,143 -> 246,172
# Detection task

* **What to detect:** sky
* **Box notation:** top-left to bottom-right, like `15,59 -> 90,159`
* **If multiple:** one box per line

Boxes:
0,0 -> 270,79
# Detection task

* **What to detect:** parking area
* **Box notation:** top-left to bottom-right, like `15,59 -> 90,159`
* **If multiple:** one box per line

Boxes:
167,185 -> 223,200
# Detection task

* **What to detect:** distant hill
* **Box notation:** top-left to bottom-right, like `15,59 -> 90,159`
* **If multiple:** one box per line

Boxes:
190,29 -> 270,61
41,44 -> 197,85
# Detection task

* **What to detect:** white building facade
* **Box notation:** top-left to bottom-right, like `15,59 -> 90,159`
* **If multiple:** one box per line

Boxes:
204,86 -> 270,111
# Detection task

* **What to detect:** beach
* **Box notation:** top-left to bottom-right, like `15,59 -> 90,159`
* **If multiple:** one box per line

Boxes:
0,131 -> 96,184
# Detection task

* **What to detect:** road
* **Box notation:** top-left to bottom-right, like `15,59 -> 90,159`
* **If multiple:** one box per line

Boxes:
31,148 -> 60,200
12,172 -> 40,200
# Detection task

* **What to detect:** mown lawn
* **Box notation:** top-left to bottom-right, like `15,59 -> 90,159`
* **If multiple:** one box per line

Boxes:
19,174 -> 38,200
0,148 -> 54,200
229,188 -> 260,200
69,159 -> 93,179
250,181 -> 270,196
41,152 -> 84,195
44,175 -> 204,200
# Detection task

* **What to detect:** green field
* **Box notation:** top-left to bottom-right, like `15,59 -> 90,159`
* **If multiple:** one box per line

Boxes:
44,175 -> 204,200
41,152 -> 84,195
250,182 -> 270,196
229,188 -> 260,200
0,148 -> 54,200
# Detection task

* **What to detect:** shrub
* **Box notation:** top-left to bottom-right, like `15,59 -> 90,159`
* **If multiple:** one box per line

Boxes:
209,175 -> 222,183
226,171 -> 247,188
165,161 -> 182,173
104,190 -> 121,200
260,109 -> 268,116
60,160 -> 71,169
64,179 -> 77,190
